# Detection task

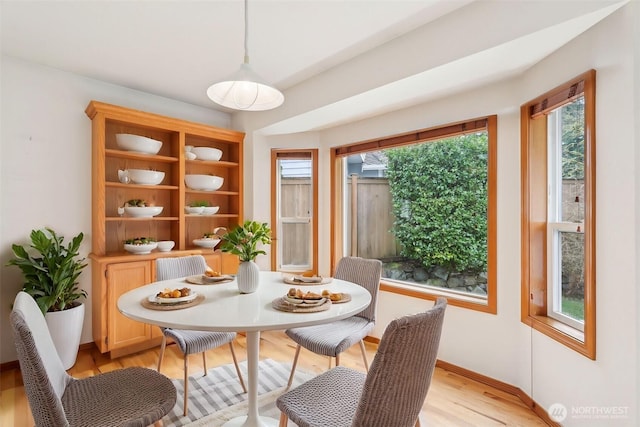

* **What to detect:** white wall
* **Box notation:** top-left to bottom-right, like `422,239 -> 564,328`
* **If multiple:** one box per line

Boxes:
0,56 -> 230,364
523,4 -> 637,425
244,3 -> 637,426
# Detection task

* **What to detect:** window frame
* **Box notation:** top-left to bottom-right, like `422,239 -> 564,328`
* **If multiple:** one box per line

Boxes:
270,149 -> 319,274
520,70 -> 596,359
330,116 -> 497,314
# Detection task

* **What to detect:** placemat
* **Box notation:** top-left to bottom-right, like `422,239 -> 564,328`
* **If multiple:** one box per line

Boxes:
272,297 -> 332,313
141,293 -> 205,311
185,275 -> 234,285
282,276 -> 333,286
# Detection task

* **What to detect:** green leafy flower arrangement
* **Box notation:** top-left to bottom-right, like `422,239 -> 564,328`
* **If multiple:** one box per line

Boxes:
220,220 -> 271,262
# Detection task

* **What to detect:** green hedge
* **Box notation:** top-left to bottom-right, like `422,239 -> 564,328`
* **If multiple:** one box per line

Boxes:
386,133 -> 488,271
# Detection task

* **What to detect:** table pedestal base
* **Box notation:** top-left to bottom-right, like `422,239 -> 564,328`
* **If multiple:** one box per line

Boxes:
221,331 -> 281,427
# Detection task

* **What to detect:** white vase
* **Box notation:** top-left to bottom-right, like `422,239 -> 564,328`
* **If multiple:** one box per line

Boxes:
45,303 -> 84,370
237,261 -> 260,294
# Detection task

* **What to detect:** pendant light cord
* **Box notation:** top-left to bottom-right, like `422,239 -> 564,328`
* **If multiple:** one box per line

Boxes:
243,0 -> 250,64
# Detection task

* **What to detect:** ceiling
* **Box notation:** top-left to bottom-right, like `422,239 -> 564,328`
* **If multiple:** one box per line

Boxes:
0,0 -> 629,131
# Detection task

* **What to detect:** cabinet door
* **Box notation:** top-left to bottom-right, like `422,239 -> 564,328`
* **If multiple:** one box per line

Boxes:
107,261 -> 152,350
201,252 -> 239,274
220,252 -> 239,274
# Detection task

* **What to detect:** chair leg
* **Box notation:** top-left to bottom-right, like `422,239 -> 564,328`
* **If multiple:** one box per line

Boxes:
183,355 -> 189,416
279,412 -> 289,427
229,342 -> 247,393
287,344 -> 302,388
415,418 -> 421,427
359,340 -> 369,371
335,353 -> 340,367
202,352 -> 208,375
157,335 -> 167,372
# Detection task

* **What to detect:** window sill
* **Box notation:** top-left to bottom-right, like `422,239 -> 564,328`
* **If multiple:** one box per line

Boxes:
523,314 -> 594,359
380,279 -> 496,314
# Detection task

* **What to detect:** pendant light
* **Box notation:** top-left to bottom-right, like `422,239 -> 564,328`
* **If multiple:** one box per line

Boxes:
207,0 -> 284,111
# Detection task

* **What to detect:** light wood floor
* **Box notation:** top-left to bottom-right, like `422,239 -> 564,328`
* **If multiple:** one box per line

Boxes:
1,330 -> 547,426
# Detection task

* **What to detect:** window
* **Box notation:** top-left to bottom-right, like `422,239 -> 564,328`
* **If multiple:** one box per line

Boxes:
331,117 -> 497,313
271,149 -> 318,274
521,70 -> 596,359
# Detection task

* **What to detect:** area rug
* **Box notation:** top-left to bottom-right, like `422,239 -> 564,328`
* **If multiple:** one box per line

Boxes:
163,359 -> 315,427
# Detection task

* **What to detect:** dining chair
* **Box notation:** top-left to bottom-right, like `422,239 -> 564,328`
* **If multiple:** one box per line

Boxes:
285,256 -> 382,388
10,291 -> 177,427
155,255 -> 246,416
277,297 -> 447,427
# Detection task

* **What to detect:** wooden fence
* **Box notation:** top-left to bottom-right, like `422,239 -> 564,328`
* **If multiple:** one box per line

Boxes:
279,178 -> 312,266
280,176 -> 400,262
281,176 -> 584,262
346,176 -> 401,259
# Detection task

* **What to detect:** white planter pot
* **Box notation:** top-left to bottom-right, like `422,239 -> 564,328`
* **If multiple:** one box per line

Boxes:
45,303 -> 84,370
237,261 -> 260,294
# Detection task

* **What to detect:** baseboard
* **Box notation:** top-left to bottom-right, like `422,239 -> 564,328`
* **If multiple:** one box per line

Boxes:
0,359 -> 20,372
435,359 -> 559,427
0,341 -> 98,372
79,341 -> 96,352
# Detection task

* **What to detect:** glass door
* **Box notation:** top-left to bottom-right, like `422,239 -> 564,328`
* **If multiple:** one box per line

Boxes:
271,149 -> 318,273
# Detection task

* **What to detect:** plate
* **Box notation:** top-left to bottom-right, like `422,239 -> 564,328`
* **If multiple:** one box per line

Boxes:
185,275 -> 233,285
283,295 -> 326,307
283,276 -> 333,285
273,297 -> 331,313
149,291 -> 197,304
293,275 -> 323,283
284,295 -> 304,304
202,274 -> 234,283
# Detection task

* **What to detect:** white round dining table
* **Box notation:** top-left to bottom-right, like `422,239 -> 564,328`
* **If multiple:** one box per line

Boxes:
117,271 -> 372,427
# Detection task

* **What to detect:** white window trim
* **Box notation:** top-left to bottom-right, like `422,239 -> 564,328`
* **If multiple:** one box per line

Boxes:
279,217 -> 313,271
545,105 -> 584,332
546,222 -> 585,331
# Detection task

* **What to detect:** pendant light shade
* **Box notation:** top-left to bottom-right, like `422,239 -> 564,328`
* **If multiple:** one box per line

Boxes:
207,62 -> 284,111
207,0 -> 284,111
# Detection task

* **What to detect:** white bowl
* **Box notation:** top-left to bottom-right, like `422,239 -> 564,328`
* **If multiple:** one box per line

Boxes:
116,134 -> 162,155
185,206 -> 205,215
193,238 -> 221,249
124,206 -> 163,218
124,242 -> 158,254
126,169 -> 165,185
156,240 -> 175,252
185,175 -> 223,191
202,206 -> 220,215
192,147 -> 222,161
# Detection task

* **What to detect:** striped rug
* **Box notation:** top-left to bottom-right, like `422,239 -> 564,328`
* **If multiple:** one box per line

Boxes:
163,359 -> 314,427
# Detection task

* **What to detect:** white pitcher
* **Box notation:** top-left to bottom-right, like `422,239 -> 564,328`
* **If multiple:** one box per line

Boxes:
117,169 -> 130,184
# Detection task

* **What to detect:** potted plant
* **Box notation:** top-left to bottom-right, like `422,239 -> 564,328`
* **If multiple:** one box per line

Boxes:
7,227 -> 87,369
220,221 -> 271,293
